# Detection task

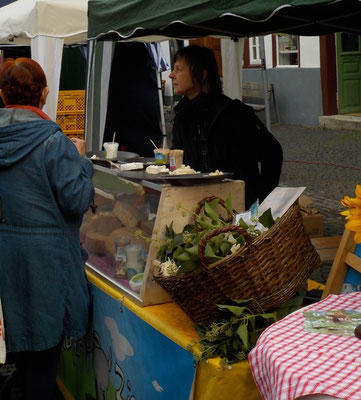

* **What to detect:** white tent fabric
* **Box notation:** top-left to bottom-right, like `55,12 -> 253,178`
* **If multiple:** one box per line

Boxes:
0,0 -> 88,120
221,38 -> 244,101
0,0 -> 88,46
31,36 -> 64,120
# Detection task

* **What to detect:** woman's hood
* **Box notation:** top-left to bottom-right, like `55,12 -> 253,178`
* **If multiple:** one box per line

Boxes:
0,109 -> 59,167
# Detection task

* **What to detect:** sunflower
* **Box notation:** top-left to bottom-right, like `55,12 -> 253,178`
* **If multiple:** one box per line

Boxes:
340,184 -> 361,243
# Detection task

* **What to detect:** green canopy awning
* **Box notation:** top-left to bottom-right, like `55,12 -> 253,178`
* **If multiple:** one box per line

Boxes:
88,0 -> 361,42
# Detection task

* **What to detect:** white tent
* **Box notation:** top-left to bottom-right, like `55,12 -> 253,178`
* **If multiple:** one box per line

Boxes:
0,0 -> 88,120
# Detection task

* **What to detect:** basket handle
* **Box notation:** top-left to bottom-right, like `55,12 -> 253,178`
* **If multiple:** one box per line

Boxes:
198,225 -> 253,271
194,196 -> 237,224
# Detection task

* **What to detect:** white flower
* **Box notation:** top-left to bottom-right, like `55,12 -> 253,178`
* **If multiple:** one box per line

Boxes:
160,258 -> 179,277
226,233 -> 237,244
230,243 -> 241,254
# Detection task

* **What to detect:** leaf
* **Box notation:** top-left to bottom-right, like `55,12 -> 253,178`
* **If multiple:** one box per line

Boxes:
217,304 -> 248,317
183,224 -> 197,234
194,325 -> 208,338
204,243 -> 222,262
196,217 -> 214,231
173,247 -> 192,262
173,233 -> 184,246
208,197 -> 220,210
220,241 -> 232,257
236,323 -> 249,351
178,260 -> 199,273
224,193 -> 234,217
165,222 -> 175,238
184,244 -> 199,258
258,208 -> 276,229
237,217 -> 249,229
156,244 -> 168,261
204,201 -> 221,223
250,331 -> 261,347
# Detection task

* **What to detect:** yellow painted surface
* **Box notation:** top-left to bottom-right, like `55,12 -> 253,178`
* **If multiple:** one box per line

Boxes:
86,270 -> 262,400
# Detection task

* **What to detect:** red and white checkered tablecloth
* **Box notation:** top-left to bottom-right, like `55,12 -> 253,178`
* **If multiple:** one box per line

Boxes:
248,292 -> 361,400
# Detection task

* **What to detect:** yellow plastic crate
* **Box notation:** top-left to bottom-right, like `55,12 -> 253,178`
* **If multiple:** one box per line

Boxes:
56,113 -> 85,132
57,90 -> 85,114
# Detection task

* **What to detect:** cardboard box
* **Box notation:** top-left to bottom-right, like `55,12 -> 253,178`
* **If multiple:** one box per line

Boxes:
299,194 -> 324,238
301,212 -> 323,238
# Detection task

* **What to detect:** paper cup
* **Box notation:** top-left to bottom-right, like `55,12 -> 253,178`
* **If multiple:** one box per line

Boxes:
103,142 -> 119,159
154,148 -> 169,165
169,149 -> 184,170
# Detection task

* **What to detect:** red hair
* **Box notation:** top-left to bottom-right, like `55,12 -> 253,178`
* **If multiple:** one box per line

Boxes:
0,57 -> 47,107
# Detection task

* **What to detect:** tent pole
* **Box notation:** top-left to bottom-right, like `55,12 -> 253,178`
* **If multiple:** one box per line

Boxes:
157,71 -> 167,137
85,39 -> 95,151
259,37 -> 272,132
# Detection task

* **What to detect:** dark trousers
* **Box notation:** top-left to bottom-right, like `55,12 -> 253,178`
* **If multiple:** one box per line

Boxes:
8,343 -> 62,400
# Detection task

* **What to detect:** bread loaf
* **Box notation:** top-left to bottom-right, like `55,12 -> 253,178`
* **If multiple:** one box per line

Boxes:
89,211 -> 123,235
85,231 -> 108,255
113,201 -> 140,228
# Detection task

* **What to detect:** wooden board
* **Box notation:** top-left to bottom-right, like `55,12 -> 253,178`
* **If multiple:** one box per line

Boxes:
141,180 -> 245,306
322,229 -> 360,299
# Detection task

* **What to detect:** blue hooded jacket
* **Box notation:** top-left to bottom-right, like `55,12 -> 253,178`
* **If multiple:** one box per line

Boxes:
0,108 -> 94,352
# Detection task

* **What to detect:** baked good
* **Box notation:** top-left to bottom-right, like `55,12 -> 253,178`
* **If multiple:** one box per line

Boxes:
85,231 -> 108,255
113,201 -> 140,228
89,211 -> 123,235
105,227 -> 136,255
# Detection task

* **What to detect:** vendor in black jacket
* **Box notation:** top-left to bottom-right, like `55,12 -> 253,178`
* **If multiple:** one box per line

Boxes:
169,45 -> 283,209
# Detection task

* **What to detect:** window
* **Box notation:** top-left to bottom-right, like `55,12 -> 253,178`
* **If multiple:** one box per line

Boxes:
275,35 -> 299,66
250,37 -> 261,65
244,37 -> 262,68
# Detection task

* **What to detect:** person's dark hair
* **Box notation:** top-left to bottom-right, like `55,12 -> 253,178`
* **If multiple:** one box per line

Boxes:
0,57 -> 47,107
173,45 -> 222,95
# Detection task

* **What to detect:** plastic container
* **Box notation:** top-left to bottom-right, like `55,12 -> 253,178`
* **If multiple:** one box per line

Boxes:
129,273 -> 144,293
103,142 -> 119,159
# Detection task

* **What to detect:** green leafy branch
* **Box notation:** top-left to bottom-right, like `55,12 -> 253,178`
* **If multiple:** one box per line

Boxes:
187,299 -> 277,367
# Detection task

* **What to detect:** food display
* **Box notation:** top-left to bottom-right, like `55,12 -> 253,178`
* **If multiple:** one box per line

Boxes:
82,162 -> 245,306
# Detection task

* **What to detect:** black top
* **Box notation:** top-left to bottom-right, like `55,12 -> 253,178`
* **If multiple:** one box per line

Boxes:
171,92 -> 283,208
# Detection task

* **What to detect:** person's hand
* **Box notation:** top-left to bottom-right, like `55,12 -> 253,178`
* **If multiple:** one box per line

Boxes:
70,138 -> 86,156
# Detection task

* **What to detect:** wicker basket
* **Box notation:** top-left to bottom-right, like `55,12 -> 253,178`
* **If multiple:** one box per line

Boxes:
153,199 -> 321,325
153,267 -> 226,325
198,201 -> 321,313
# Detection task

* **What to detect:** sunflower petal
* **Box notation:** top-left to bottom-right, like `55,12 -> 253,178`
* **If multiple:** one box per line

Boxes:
354,231 -> 361,244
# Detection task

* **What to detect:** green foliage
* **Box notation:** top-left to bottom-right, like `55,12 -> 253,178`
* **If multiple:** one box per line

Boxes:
156,194 -> 277,276
188,299 -> 278,367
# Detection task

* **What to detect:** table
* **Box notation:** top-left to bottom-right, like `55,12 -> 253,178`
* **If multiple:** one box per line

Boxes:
57,270 -> 262,400
249,292 -> 361,400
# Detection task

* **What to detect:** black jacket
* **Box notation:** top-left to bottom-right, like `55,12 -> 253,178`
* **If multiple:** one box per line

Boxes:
171,92 -> 283,209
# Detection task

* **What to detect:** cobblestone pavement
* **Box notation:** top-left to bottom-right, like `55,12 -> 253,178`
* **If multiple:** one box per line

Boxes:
271,123 -> 361,285
271,123 -> 361,238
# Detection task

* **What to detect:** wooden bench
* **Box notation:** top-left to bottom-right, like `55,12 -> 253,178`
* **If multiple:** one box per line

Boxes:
311,236 -> 342,264
242,81 -> 280,122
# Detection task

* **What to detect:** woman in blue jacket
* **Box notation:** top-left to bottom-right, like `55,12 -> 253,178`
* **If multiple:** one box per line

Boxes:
0,58 -> 94,399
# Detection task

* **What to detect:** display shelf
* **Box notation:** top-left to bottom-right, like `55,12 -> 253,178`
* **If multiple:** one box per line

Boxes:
81,164 -> 245,306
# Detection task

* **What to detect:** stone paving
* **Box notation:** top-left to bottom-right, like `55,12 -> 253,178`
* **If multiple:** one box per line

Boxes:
271,123 -> 361,285
271,123 -> 361,238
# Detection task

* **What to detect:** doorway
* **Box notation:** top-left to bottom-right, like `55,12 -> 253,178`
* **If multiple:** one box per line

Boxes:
337,32 -> 361,114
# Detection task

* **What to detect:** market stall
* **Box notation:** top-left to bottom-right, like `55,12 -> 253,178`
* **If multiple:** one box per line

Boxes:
70,2 -> 361,399
57,163 -> 258,400
0,0 -> 88,120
